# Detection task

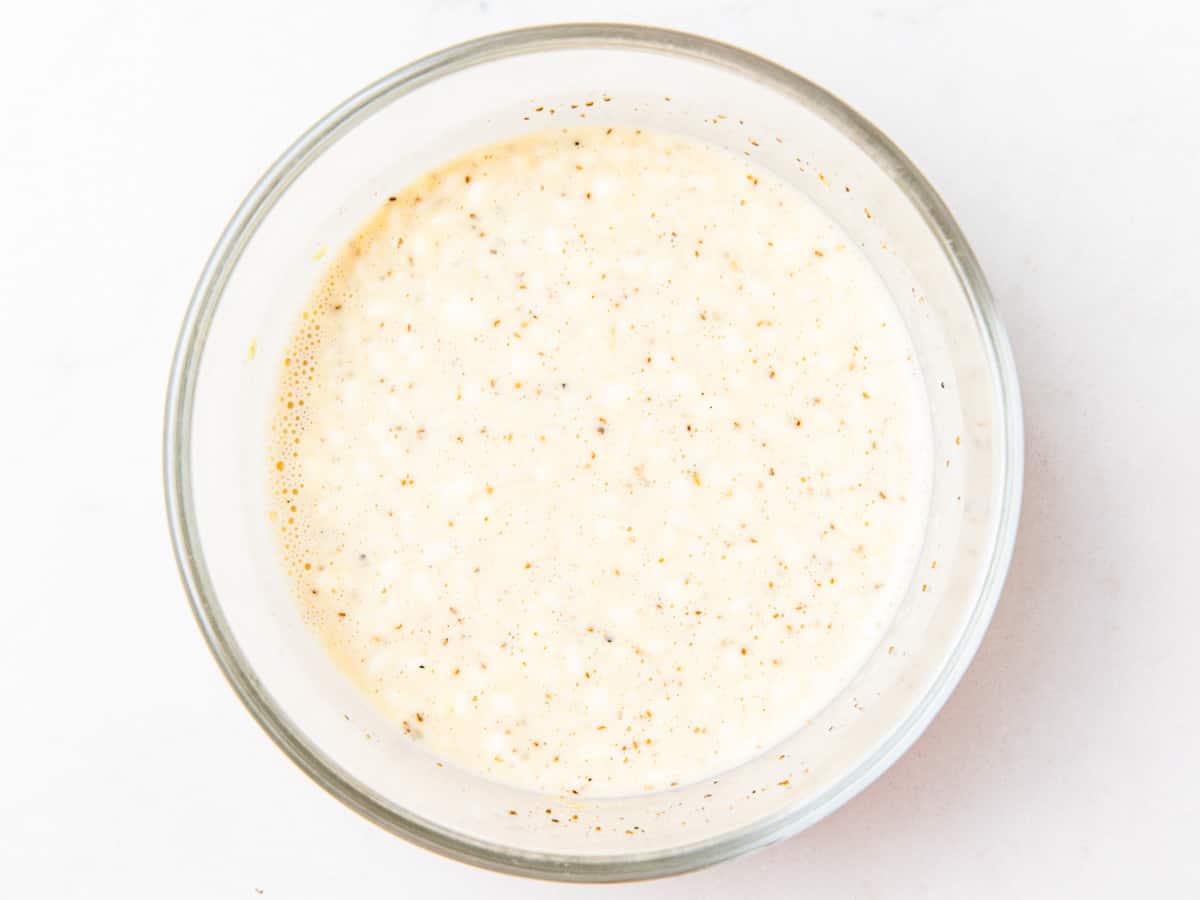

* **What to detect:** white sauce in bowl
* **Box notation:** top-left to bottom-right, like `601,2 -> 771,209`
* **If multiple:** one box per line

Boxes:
270,126 -> 930,796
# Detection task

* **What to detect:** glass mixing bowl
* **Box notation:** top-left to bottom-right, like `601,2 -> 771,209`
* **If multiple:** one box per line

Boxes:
164,24 -> 1022,882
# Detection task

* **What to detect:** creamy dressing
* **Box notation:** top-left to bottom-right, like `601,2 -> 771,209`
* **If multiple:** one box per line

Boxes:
270,126 -> 930,796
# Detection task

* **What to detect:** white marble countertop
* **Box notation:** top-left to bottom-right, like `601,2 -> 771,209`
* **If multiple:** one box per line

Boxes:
2,1 -> 1197,896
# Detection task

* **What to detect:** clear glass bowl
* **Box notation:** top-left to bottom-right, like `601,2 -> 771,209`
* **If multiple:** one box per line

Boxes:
164,24 -> 1022,882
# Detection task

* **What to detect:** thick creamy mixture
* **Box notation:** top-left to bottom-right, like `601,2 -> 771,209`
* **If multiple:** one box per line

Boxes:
270,127 -> 929,796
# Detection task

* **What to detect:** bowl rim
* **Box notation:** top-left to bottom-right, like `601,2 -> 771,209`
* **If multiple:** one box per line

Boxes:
163,22 -> 1024,882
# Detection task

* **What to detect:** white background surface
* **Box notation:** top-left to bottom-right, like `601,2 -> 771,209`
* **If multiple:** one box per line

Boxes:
2,1 -> 1197,896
